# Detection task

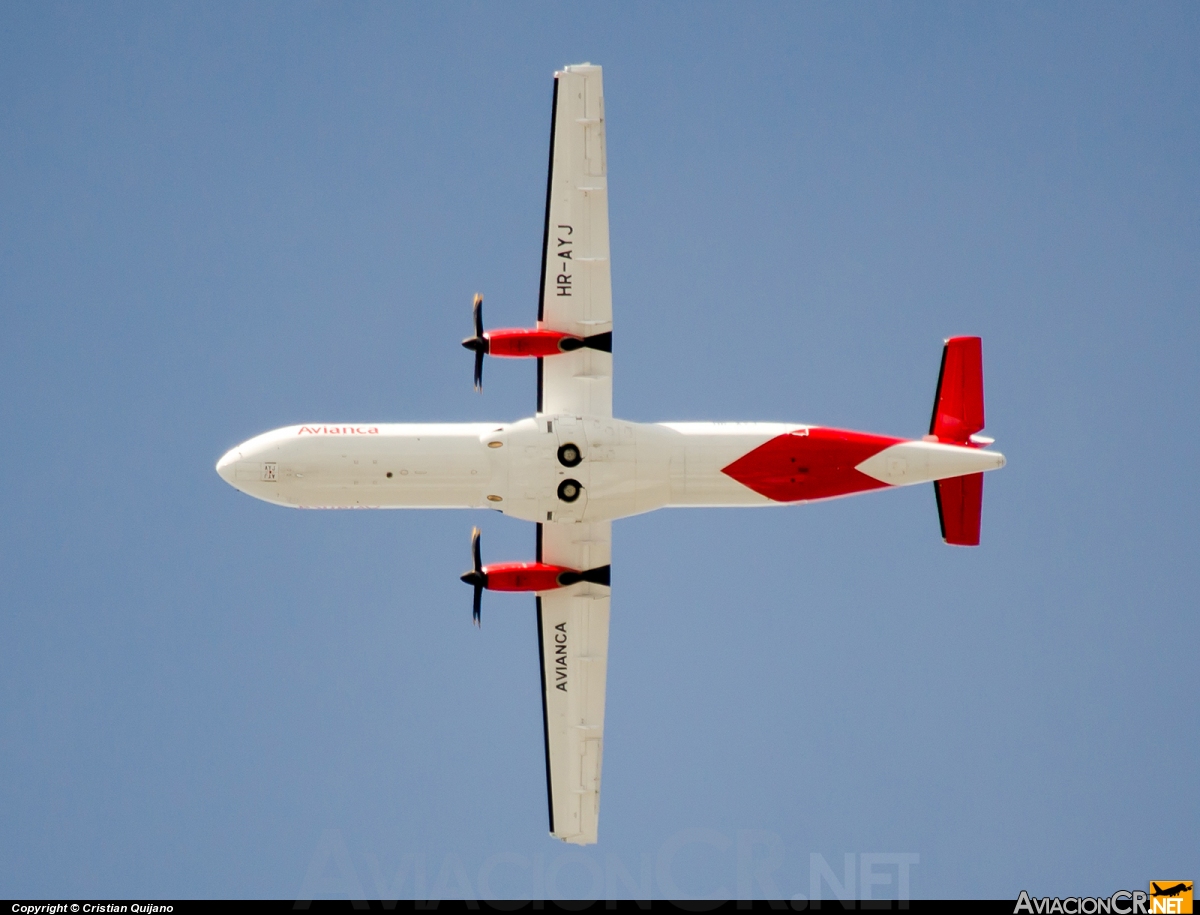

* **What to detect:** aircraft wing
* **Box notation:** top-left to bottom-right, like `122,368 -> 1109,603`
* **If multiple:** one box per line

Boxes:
535,520 -> 611,844
538,64 -> 613,419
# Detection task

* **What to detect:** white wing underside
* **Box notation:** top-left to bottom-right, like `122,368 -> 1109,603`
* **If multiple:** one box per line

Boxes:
537,520 -> 611,845
539,64 -> 613,419
533,64 -> 613,847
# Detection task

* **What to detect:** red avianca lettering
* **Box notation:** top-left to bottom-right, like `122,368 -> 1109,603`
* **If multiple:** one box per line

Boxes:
297,426 -> 380,435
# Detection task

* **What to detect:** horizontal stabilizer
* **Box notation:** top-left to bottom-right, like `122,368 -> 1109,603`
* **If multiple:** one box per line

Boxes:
934,473 -> 984,546
930,337 -> 984,444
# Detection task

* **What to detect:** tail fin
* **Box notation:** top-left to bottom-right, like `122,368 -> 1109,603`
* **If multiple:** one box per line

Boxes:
929,336 -> 984,445
931,336 -> 986,546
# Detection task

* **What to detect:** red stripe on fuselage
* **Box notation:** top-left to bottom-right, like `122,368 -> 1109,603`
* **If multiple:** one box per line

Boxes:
721,427 -> 903,502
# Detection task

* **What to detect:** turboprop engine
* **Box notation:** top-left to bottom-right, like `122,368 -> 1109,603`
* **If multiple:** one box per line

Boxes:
459,527 -> 611,626
461,293 -> 612,391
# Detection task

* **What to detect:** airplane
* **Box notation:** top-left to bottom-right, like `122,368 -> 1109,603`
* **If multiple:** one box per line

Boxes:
1150,883 -> 1192,898
215,63 -> 1007,846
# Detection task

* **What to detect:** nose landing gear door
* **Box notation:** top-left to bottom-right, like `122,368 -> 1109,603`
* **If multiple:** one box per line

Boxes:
551,415 -> 588,523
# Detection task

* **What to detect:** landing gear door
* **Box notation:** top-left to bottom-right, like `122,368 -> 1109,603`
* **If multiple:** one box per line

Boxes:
551,415 -> 588,524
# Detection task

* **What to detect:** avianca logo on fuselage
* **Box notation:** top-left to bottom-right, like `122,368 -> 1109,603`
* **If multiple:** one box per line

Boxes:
297,426 -> 380,435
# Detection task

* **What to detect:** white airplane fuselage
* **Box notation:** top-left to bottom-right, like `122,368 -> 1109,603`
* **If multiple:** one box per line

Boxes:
214,62 -> 1008,848
216,416 -> 1005,523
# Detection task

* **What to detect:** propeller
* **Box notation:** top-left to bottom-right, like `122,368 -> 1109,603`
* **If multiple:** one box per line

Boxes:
459,526 -> 486,626
460,293 -> 488,392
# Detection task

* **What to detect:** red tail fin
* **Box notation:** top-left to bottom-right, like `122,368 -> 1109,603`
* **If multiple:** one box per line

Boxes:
935,473 -> 983,546
930,336 -> 984,444
931,337 -> 987,545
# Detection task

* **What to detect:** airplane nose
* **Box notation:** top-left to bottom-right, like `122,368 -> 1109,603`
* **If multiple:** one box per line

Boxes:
216,448 -> 242,485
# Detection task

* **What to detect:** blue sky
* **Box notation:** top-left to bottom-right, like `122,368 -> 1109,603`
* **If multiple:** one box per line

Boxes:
1,1 -> 1197,900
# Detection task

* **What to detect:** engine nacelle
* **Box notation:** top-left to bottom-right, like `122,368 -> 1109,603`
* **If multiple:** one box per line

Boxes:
481,561 -> 611,591
484,328 -> 612,358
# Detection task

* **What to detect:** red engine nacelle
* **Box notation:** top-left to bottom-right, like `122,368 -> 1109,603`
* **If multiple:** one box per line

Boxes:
460,525 -> 611,627
462,294 -> 613,391
481,561 -> 575,592
485,329 -> 582,358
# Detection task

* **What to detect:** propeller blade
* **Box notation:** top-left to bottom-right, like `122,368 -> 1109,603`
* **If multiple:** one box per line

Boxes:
460,527 -> 485,627
461,294 -> 486,392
